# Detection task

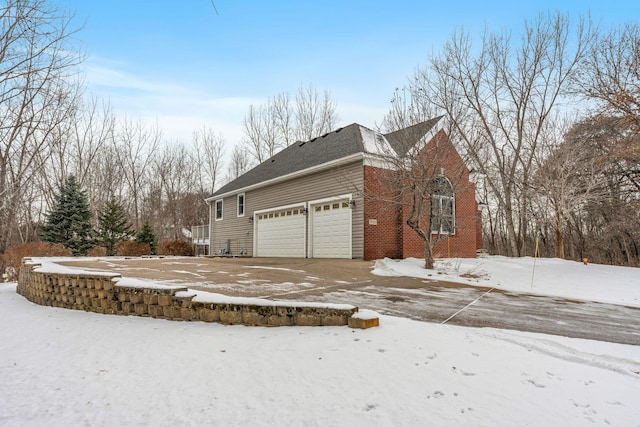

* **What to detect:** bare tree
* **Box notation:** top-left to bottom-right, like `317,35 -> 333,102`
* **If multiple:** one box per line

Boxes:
531,116 -> 606,258
0,0 -> 83,252
367,117 -> 476,269
226,144 -> 251,183
113,117 -> 162,229
153,143 -> 192,240
241,84 -> 338,165
564,115 -> 640,265
578,23 -> 640,128
412,12 -> 593,256
40,96 -> 115,211
192,126 -> 225,194
294,84 -> 338,141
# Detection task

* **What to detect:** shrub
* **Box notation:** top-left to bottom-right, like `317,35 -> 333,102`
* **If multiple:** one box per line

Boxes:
158,240 -> 195,256
136,221 -> 157,255
2,242 -> 72,281
116,241 -> 151,257
86,246 -> 107,257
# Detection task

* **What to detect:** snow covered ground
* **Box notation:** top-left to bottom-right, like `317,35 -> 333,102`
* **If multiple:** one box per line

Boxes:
373,256 -> 640,308
1,256 -> 639,426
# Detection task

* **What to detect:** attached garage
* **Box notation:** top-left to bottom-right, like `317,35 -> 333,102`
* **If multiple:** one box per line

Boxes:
310,198 -> 352,259
253,198 -> 353,259
254,205 -> 306,257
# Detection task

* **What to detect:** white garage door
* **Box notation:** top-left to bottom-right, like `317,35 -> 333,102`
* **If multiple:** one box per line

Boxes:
255,206 -> 305,257
311,200 -> 351,258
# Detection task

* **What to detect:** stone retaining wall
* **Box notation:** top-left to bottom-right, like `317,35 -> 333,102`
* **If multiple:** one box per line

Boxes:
17,259 -> 361,327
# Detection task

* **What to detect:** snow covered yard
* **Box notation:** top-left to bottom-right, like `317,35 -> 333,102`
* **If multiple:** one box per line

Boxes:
2,255 -> 640,426
373,256 -> 640,308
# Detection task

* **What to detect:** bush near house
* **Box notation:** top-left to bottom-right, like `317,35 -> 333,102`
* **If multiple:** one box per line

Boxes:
157,240 -> 195,257
116,241 -> 151,257
136,221 -> 158,255
87,246 -> 107,257
2,242 -> 72,281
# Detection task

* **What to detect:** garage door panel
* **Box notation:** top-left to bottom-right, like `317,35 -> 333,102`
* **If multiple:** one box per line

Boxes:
255,207 -> 305,258
311,200 -> 351,258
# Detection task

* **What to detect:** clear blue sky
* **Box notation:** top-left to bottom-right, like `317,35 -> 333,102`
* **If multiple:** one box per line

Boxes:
55,0 -> 639,144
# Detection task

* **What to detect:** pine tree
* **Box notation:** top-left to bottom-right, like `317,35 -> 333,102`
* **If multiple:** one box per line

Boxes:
40,175 -> 95,256
136,220 -> 158,255
96,200 -> 134,256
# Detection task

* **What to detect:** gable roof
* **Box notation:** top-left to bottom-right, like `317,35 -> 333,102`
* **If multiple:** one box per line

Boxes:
209,117 -> 444,200
384,116 -> 444,157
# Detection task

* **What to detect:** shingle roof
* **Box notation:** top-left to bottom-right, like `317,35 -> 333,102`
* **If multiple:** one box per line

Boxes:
384,116 -> 443,157
210,117 -> 443,198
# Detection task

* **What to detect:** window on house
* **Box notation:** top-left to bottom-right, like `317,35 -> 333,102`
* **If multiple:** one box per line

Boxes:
430,176 -> 455,234
215,200 -> 223,221
237,193 -> 245,217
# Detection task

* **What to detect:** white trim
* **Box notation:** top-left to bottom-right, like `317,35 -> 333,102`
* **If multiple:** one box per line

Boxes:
306,193 -> 352,206
237,193 -> 245,217
206,152 -> 364,202
214,199 -> 223,221
208,203 -> 213,253
253,202 -> 306,216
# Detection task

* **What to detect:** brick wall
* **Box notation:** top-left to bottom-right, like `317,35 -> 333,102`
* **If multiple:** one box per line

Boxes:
363,166 -> 403,260
363,130 -> 480,260
16,259 -> 359,327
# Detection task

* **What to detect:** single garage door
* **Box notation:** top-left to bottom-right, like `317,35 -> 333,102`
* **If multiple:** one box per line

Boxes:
311,199 -> 351,258
255,206 -> 305,257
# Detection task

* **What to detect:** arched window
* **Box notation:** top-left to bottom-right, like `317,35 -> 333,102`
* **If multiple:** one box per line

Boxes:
430,176 -> 455,234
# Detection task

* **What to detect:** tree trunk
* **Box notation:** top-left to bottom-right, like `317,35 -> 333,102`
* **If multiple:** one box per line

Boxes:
556,227 -> 565,259
424,240 -> 435,269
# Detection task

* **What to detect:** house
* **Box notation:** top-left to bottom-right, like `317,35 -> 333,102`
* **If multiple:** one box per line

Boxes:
204,116 -> 481,260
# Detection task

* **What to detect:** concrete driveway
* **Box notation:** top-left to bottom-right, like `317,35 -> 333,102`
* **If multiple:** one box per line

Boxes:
62,257 -> 640,346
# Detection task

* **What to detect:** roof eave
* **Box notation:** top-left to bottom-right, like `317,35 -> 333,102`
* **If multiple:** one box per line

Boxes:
205,152 -> 365,202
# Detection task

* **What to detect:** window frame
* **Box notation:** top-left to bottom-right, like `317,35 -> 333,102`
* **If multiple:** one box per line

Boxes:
237,193 -> 245,217
430,177 -> 455,235
214,199 -> 223,221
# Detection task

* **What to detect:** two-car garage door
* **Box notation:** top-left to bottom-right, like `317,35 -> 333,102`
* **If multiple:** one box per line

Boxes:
254,198 -> 351,258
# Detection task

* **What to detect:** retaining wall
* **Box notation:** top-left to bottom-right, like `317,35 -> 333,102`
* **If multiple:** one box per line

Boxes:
17,259 -> 361,327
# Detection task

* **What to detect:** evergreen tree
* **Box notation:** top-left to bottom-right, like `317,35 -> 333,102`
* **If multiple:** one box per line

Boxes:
96,199 -> 134,256
40,175 -> 95,256
136,220 -> 158,255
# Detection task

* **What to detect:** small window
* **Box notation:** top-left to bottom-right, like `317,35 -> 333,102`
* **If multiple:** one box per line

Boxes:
268,213 -> 273,218
237,193 -> 245,217
332,203 -> 340,209
342,201 -> 349,208
315,206 -> 321,212
274,212 -> 279,218
215,200 -> 223,221
293,209 -> 299,215
286,211 -> 292,216
323,205 -> 330,211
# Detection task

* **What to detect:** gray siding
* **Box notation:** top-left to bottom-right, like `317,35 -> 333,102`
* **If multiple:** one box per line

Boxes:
211,160 -> 364,258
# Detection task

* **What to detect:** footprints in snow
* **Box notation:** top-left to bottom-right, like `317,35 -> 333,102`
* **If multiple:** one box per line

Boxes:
426,390 -> 473,414
451,366 -> 476,376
